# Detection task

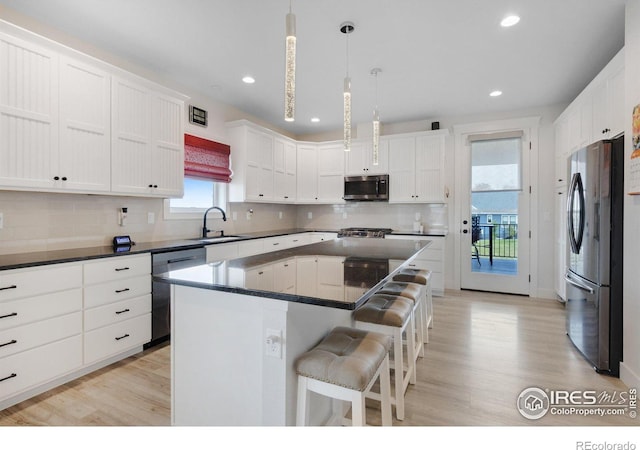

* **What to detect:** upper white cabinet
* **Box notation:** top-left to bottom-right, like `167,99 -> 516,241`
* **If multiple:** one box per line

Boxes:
227,121 -> 275,202
295,142 -> 345,204
0,32 -> 60,190
59,55 -> 111,193
345,139 -> 389,175
388,130 -> 448,203
111,76 -> 184,197
0,23 -> 185,198
273,136 -> 296,203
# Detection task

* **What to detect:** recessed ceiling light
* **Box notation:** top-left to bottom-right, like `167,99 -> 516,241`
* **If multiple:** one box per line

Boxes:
311,117 -> 320,123
242,76 -> 255,84
500,15 -> 520,27
490,90 -> 503,97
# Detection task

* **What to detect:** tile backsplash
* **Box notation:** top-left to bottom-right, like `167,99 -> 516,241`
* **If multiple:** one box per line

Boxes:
0,190 -> 446,255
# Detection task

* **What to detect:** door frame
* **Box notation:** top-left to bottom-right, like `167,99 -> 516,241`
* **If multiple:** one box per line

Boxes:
452,117 -> 541,296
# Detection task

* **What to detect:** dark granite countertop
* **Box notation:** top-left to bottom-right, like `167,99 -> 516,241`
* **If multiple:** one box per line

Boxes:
0,229 -> 337,271
154,237 -> 431,310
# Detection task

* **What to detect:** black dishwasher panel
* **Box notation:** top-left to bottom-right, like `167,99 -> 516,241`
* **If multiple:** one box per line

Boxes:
147,247 -> 206,349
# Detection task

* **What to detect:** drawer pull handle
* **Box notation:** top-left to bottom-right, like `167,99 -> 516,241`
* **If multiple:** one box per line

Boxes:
258,271 -> 264,275
284,264 -> 289,267
409,264 -> 416,267
115,308 -> 130,315
0,373 -> 17,383
0,312 -> 17,320
0,339 -> 17,348
115,288 -> 130,294
115,267 -> 130,272
115,334 -> 130,341
293,239 -> 298,242
0,285 -> 17,291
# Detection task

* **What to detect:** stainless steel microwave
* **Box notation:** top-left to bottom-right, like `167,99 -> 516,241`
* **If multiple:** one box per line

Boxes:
343,174 -> 389,201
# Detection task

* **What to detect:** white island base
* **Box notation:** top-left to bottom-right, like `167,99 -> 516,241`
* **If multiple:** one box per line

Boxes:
170,284 -> 353,426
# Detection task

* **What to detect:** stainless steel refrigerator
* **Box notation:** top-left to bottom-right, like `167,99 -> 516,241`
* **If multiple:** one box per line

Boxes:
565,136 -> 623,376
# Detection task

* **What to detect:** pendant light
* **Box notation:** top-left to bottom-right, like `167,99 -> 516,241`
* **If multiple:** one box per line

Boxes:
371,68 -> 381,166
340,22 -> 354,152
284,0 -> 296,122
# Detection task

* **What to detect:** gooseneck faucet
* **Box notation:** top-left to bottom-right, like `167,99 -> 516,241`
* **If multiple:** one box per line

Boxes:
202,206 -> 227,238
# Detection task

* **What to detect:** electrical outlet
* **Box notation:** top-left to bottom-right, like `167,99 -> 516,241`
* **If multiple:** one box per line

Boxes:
278,211 -> 283,219
265,329 -> 282,358
232,211 -> 238,221
342,212 -> 347,219
307,212 -> 312,219
415,212 -> 421,221
0,212 -> 3,229
147,212 -> 155,224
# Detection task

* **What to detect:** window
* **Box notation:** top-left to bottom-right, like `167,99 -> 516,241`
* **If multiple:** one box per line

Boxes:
164,177 -> 227,220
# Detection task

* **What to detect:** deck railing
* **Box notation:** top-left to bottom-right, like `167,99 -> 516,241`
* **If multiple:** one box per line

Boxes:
473,223 -> 518,260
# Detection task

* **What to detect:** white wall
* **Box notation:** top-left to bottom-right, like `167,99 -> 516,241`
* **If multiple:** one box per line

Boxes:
621,2 -> 640,388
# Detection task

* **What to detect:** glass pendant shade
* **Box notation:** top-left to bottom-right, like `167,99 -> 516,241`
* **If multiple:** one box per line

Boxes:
284,12 -> 296,122
372,108 -> 380,165
343,76 -> 352,151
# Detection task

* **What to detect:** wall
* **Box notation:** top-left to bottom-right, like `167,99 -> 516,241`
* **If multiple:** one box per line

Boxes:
621,2 -> 640,389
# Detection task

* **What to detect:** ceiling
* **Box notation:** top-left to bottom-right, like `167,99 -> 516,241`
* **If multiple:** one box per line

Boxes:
0,0 -> 626,137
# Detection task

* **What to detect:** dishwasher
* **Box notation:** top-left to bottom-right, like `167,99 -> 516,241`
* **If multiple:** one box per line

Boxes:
147,246 -> 206,348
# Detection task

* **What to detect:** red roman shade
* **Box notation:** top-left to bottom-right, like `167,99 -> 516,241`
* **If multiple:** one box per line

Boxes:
184,134 -> 232,183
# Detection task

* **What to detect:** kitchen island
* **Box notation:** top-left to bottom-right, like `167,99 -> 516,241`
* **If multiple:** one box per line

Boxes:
154,237 -> 431,426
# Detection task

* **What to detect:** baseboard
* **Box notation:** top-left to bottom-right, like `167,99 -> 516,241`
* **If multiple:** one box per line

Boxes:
620,362 -> 640,388
534,288 -> 557,300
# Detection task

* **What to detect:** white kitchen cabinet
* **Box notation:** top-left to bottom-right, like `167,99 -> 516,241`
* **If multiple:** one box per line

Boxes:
345,139 -> 389,175
244,265 -> 275,293
111,76 -> 184,197
0,32 -> 59,190
227,121 -> 275,202
295,142 -> 345,204
554,117 -> 569,188
0,262 -> 83,406
388,130 -> 448,203
274,136 -> 297,202
206,242 -> 239,262
59,55 -> 111,193
385,235 -> 446,296
273,259 -> 296,294
82,254 -> 151,365
592,55 -> 625,141
554,186 -> 567,301
294,255 -> 344,301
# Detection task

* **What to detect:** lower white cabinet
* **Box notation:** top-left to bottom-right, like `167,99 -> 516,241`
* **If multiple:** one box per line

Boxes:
385,235 -> 446,296
0,253 -> 151,410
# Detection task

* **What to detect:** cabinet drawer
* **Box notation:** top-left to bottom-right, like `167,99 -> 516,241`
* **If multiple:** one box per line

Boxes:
83,254 -> 150,285
84,295 -> 151,331
0,335 -> 82,401
0,263 -> 82,302
416,248 -> 443,262
0,288 -> 82,331
238,240 -> 265,257
84,313 -> 151,365
206,243 -> 239,262
84,274 -> 151,309
407,259 -> 443,274
0,312 -> 82,359
288,234 -> 311,247
262,236 -> 287,251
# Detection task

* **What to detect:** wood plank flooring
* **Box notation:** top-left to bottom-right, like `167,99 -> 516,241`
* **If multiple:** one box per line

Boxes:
0,290 -> 635,426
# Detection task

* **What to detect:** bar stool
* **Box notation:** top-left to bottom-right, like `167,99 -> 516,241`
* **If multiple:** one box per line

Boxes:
353,294 -> 416,421
295,326 -> 393,426
377,281 -> 425,357
393,268 -> 433,333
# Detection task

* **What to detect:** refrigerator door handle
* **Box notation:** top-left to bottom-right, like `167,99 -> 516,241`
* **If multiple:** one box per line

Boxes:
567,172 -> 586,254
565,272 -> 595,294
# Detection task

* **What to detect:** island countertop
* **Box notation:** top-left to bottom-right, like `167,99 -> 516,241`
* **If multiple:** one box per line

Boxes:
154,237 -> 431,310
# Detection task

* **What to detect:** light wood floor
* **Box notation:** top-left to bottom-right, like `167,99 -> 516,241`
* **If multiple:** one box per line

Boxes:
0,290 -> 634,426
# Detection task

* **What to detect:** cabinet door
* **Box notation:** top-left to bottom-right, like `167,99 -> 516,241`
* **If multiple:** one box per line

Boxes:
317,143 -> 345,203
591,79 -> 608,142
0,32 -> 59,189
608,65 -> 625,138
316,256 -> 345,301
274,137 -> 296,202
555,187 -> 567,300
110,76 -> 152,195
246,128 -> 274,201
295,256 -> 318,297
345,141 -> 367,175
415,135 -> 445,202
296,144 -> 318,202
388,136 -> 416,202
151,92 -> 184,197
273,259 -> 296,294
59,55 -> 111,192
368,138 -> 389,175
554,118 -> 569,187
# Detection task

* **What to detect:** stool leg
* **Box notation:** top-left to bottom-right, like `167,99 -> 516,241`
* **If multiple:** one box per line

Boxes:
427,281 -> 433,329
296,376 -> 310,426
351,392 -> 366,426
393,327 -> 405,421
379,354 -> 392,426
407,315 -> 417,386
414,301 -> 425,357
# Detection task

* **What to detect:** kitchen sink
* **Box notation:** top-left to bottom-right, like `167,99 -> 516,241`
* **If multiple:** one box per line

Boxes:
196,235 -> 246,243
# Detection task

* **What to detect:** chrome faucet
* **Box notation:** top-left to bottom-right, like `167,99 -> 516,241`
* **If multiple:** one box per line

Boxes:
202,206 -> 227,238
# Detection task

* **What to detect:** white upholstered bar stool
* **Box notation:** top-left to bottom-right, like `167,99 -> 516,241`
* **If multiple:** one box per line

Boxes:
295,326 -> 393,426
393,268 -> 433,336
377,281 -> 425,357
353,294 -> 416,421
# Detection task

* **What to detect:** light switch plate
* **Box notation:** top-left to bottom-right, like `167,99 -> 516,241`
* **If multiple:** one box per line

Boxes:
147,212 -> 155,224
0,212 -> 3,229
